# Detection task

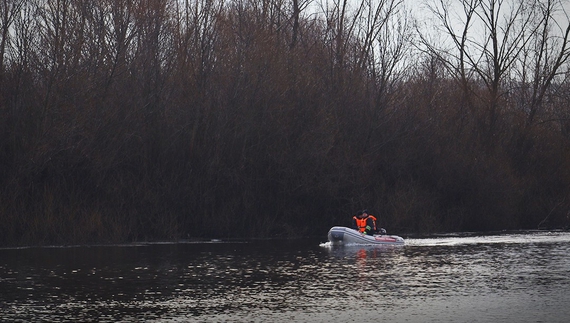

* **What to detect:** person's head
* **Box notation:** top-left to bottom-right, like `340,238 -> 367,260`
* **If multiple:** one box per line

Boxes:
361,209 -> 369,216
356,210 -> 365,218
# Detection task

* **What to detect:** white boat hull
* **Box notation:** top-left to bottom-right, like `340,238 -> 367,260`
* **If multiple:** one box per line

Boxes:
327,226 -> 405,246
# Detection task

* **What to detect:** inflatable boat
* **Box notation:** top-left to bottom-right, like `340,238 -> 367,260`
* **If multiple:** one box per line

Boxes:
327,226 -> 405,246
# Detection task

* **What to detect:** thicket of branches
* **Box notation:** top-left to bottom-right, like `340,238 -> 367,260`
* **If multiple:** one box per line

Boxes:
1,0 -> 569,246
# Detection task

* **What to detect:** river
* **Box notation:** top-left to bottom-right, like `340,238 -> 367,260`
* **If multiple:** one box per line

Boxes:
1,231 -> 569,322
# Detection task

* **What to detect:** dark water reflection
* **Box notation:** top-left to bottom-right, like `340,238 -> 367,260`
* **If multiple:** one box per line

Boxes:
1,232 -> 570,322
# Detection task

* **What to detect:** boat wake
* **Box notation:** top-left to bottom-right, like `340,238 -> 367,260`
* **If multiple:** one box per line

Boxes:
405,231 -> 570,247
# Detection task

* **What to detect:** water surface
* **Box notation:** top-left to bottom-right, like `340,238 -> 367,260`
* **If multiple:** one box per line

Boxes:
1,231 -> 569,322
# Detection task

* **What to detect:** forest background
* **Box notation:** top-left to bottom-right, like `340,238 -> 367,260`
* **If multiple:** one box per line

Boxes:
1,0 -> 570,246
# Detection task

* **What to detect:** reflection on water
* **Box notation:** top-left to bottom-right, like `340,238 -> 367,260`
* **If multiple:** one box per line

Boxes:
1,232 -> 570,322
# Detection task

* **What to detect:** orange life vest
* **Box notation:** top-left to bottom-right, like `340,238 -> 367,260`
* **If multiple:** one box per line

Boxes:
353,215 -> 377,233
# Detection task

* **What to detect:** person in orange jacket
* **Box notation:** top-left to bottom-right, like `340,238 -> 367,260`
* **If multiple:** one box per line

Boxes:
351,209 -> 378,235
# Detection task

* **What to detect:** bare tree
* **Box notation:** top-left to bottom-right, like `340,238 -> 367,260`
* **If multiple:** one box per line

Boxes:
101,0 -> 138,96
0,0 -> 24,92
420,0 -> 545,140
516,0 -> 570,129
291,0 -> 312,48
418,0 -> 480,111
368,1 -> 411,103
317,0 -> 363,79
355,0 -> 403,71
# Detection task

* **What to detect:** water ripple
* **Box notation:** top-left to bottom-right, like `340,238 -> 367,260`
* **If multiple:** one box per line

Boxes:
1,232 -> 570,322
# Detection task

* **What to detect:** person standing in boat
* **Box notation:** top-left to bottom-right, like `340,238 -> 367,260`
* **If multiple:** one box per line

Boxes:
351,209 -> 378,235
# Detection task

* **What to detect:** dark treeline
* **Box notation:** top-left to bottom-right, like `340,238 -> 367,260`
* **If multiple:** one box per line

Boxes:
1,0 -> 569,246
